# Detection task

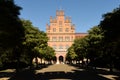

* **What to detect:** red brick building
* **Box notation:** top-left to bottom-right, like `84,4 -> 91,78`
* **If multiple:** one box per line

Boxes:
46,10 -> 87,64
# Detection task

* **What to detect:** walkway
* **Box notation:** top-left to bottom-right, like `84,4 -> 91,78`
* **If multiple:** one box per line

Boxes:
0,64 -> 120,80
36,64 -> 76,73
35,64 -> 120,80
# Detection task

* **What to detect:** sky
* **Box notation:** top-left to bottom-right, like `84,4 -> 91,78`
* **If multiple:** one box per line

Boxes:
14,0 -> 120,33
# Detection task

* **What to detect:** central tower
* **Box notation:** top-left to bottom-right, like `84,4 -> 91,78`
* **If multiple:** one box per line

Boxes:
46,10 -> 75,64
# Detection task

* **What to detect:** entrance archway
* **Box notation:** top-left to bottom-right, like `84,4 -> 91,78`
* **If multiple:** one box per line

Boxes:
59,56 -> 64,63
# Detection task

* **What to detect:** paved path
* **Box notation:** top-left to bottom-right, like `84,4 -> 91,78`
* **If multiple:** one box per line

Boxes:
35,64 -> 120,80
36,64 -> 77,73
0,64 -> 120,80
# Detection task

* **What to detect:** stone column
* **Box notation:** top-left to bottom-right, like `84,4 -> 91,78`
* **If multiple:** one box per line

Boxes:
56,56 -> 59,64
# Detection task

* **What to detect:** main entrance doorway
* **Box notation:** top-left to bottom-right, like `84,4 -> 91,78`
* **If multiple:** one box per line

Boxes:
59,56 -> 64,63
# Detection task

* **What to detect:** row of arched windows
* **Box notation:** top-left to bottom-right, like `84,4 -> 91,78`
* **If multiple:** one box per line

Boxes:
53,45 -> 69,50
50,36 -> 74,41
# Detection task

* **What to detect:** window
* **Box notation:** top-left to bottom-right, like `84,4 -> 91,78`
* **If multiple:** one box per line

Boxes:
65,24 -> 69,26
59,45 -> 63,49
52,37 -> 57,41
65,28 -> 69,32
65,36 -> 70,41
59,25 -> 62,27
53,45 -> 57,49
59,28 -> 62,32
53,28 -> 56,32
59,37 -> 63,41
71,36 -> 73,41
47,30 -> 50,33
59,21 -> 62,25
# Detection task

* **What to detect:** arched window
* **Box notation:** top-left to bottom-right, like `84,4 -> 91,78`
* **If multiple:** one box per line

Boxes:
52,37 -> 57,41
65,28 -> 69,32
65,36 -> 70,41
59,36 -> 63,41
66,45 -> 69,49
59,28 -> 62,32
59,45 -> 63,49
53,45 -> 57,49
59,21 -> 62,25
53,28 -> 56,32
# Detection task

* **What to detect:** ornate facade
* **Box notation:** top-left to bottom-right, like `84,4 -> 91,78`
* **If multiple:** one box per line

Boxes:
46,10 -> 87,64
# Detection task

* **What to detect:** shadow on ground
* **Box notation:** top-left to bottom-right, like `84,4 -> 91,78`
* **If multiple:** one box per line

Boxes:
0,64 -> 119,80
35,69 -> 120,80
0,64 -> 50,80
0,72 -> 15,79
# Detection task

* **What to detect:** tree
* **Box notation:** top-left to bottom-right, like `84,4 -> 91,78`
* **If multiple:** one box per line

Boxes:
87,26 -> 103,58
44,46 -> 55,64
100,7 -> 120,71
0,0 -> 24,48
21,19 -> 48,67
74,38 -> 86,61
66,45 -> 77,64
85,26 -> 103,68
0,0 -> 25,69
100,7 -> 120,42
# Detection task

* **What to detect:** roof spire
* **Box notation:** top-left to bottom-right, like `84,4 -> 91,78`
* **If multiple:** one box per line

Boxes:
59,5 -> 62,10
59,0 -> 63,10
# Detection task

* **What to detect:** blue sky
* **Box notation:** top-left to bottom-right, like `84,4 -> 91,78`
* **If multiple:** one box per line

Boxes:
14,0 -> 120,33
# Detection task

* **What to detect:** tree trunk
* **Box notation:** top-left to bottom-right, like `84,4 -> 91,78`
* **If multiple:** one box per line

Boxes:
16,58 -> 20,72
30,58 -> 33,69
35,57 -> 38,68
109,61 -> 113,72
41,58 -> 42,64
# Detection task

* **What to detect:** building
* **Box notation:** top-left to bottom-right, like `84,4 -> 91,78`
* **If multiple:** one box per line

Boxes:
46,10 -> 87,64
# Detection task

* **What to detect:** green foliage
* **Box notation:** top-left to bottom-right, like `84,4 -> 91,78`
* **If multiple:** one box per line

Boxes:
21,19 -> 48,65
100,7 -> 120,41
0,0 -> 25,68
66,36 -> 88,62
66,46 -> 77,61
86,26 -> 103,59
100,6 -> 120,70
65,6 -> 120,70
0,0 -> 24,48
44,46 -> 55,61
73,38 -> 87,60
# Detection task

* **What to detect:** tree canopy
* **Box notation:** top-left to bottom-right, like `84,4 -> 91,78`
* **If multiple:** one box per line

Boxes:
21,19 -> 48,65
0,0 -> 24,48
0,0 -> 25,68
